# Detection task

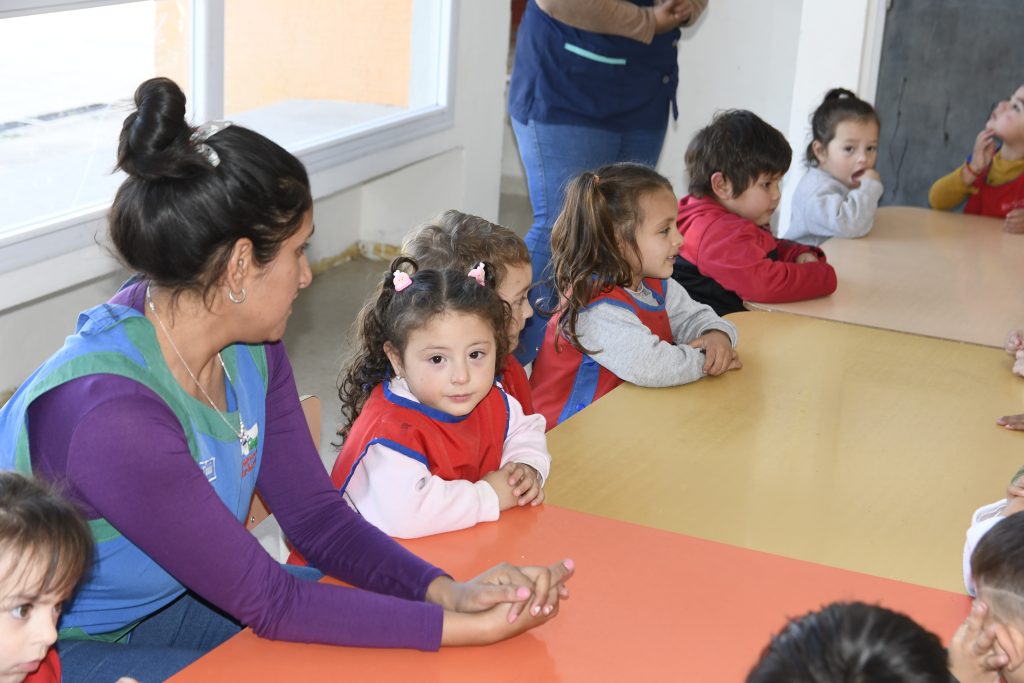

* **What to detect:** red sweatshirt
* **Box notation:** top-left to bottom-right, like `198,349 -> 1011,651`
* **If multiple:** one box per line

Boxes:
676,195 -> 837,303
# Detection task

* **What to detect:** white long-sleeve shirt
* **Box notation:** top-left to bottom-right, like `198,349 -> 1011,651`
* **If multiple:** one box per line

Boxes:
784,167 -> 883,247
343,379 -> 550,539
963,498 -> 1008,596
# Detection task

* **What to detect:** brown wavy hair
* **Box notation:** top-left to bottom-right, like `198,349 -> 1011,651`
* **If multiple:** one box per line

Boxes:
0,472 -> 93,600
402,209 -> 530,288
550,162 -> 674,355
337,256 -> 511,437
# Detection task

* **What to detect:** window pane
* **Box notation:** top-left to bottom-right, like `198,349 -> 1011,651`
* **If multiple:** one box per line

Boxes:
222,0 -> 447,151
0,1 -> 189,238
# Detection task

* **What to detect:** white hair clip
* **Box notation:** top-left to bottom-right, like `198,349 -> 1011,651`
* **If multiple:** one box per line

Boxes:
190,120 -> 233,167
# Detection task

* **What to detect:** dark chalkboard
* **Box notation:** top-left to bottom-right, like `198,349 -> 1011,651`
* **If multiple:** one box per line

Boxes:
874,0 -> 1024,207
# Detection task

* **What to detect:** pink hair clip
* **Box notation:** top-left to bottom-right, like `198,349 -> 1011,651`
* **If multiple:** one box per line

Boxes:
393,270 -> 413,292
467,262 -> 486,286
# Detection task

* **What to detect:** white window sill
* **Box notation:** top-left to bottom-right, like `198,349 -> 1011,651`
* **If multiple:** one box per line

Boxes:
0,100 -> 456,312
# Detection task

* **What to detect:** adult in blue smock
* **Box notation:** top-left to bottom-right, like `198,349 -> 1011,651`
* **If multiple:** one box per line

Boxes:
508,0 -> 707,363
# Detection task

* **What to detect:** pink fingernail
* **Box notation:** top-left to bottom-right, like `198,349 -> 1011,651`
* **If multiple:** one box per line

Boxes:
563,558 -> 575,571
516,586 -> 530,600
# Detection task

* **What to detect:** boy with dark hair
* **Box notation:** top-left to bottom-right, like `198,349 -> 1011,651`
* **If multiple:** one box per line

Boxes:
674,109 -> 837,315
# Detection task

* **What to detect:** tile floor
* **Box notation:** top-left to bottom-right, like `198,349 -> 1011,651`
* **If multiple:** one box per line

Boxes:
283,192 -> 533,469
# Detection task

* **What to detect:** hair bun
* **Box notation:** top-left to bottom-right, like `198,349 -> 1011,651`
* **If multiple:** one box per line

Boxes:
824,87 -> 857,102
116,77 -> 208,181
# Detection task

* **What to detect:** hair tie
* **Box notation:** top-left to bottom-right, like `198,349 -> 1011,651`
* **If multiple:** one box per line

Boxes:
190,120 -> 233,167
467,262 -> 486,286
393,270 -> 413,292
593,174 -> 601,184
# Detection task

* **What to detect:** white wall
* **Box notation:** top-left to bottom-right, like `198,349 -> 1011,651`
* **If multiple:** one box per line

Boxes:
0,0 -> 509,395
503,0 -> 886,240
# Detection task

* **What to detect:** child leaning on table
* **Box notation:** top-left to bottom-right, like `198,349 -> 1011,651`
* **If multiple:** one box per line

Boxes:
782,88 -> 883,247
328,258 -> 550,539
402,210 -> 536,413
674,110 -> 837,316
929,84 -> 1024,233
528,162 -> 740,431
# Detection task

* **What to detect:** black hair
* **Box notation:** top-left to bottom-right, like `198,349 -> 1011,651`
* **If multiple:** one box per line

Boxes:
110,77 -> 312,304
337,257 -> 512,436
0,472 -> 93,601
806,88 -> 881,167
971,509 -> 1024,622
746,602 -> 949,683
686,110 -> 792,197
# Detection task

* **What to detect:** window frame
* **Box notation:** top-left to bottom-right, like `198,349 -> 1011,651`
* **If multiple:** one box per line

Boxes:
0,0 -> 458,310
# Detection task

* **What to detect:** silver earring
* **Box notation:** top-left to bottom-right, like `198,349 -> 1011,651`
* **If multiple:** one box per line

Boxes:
228,287 -> 247,304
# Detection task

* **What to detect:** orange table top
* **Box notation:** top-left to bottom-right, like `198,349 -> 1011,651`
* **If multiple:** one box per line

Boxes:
171,505 -> 969,683
747,206 -> 1024,347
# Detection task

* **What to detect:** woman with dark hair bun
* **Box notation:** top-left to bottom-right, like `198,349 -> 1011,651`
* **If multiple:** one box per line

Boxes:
0,78 -> 573,683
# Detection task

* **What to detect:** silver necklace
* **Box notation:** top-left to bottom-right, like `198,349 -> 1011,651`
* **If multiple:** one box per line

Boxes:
146,284 -> 245,443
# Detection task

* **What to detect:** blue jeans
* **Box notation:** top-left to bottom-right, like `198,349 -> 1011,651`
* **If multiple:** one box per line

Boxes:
510,118 -> 667,364
57,564 -> 323,683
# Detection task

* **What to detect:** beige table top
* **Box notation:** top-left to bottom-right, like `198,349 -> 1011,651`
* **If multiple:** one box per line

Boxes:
544,311 -> 1024,594
747,206 -> 1024,347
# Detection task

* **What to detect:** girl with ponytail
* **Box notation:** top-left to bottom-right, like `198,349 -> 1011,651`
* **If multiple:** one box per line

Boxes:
530,162 -> 740,431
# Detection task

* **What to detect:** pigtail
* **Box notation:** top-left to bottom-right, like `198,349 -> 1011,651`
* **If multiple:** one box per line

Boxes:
549,164 -> 671,355
337,257 -> 419,438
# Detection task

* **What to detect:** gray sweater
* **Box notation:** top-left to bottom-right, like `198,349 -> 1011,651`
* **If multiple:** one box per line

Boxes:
574,278 -> 738,387
784,167 -> 883,246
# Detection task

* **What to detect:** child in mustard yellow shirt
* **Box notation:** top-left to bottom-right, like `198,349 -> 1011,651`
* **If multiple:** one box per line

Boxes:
929,85 -> 1024,233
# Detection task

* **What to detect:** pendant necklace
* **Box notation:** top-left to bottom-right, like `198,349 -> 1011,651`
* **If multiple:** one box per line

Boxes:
146,284 -> 246,443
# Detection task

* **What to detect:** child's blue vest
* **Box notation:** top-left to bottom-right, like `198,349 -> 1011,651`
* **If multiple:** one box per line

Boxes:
0,300 -> 267,640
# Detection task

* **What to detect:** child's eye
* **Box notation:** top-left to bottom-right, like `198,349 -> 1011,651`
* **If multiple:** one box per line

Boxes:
843,146 -> 855,153
468,350 -> 486,360
10,604 -> 31,620
298,242 -> 310,255
428,355 -> 444,364
867,145 -> 878,153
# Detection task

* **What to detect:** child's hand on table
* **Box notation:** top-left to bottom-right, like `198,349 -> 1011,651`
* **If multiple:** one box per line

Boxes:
504,462 -> 544,507
1005,209 -> 1024,234
795,252 -> 819,264
689,331 -> 741,376
1005,330 -> 1024,355
997,413 -> 1024,430
482,467 -> 519,511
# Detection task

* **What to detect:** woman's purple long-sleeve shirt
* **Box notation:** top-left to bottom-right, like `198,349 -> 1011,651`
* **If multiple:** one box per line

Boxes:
27,286 -> 445,650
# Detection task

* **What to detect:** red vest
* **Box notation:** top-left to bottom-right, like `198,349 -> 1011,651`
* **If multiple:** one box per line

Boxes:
499,353 -> 534,415
330,381 -> 510,492
24,649 -> 60,683
965,168 -> 1024,218
530,279 -> 673,431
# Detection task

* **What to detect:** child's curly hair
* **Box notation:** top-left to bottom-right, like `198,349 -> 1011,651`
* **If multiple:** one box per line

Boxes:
337,256 -> 511,437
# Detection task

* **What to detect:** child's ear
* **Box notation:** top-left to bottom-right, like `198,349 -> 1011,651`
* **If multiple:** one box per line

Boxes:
383,341 -> 405,379
811,140 -> 827,165
710,172 -> 734,200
